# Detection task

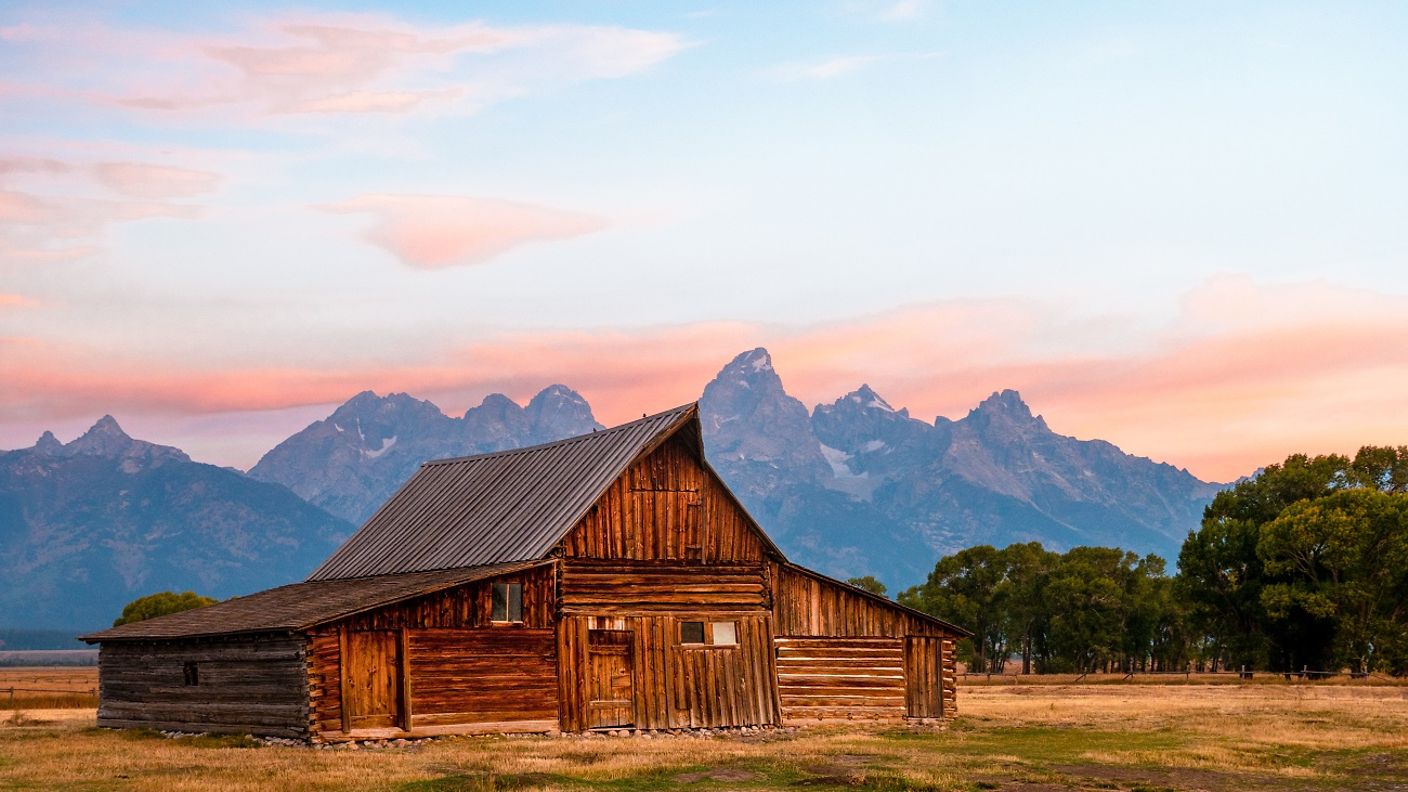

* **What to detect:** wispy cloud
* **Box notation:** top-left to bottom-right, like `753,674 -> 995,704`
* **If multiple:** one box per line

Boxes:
91,162 -> 221,199
4,276 -> 1405,480
3,12 -> 688,121
320,194 -> 607,269
767,50 -> 940,81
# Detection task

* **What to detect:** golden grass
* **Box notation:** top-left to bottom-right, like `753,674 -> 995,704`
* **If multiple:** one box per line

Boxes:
0,666 -> 99,710
2,683 -> 1406,791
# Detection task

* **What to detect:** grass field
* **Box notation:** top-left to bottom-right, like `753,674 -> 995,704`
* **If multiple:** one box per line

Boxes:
3,671 -> 1407,791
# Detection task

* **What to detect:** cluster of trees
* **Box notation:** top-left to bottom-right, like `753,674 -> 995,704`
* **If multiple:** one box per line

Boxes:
898,446 -> 1408,675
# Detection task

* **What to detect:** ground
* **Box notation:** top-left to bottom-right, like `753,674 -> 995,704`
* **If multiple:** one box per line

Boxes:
3,669 -> 1407,791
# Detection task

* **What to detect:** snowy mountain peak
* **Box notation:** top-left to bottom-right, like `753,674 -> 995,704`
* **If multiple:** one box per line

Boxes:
848,384 -> 898,413
728,347 -> 774,374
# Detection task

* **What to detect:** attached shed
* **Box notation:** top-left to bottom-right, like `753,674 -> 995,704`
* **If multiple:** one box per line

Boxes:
83,403 -> 969,740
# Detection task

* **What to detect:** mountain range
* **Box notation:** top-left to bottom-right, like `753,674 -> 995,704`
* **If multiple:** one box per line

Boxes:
1,347 -> 1227,630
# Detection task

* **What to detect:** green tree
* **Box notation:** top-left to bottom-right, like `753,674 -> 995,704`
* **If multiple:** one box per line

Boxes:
900,545 -> 1008,671
113,591 -> 218,627
995,542 -> 1058,674
1258,489 -> 1408,673
846,576 -> 888,597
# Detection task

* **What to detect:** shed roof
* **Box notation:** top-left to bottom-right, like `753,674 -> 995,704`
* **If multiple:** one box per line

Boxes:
309,403 -> 780,580
81,560 -> 548,642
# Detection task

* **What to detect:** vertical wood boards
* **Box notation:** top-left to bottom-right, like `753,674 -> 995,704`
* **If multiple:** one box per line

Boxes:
774,637 -> 906,722
343,630 -> 401,729
556,613 -> 778,732
586,629 -> 634,728
96,636 -> 310,738
560,434 -> 768,563
904,636 -> 943,718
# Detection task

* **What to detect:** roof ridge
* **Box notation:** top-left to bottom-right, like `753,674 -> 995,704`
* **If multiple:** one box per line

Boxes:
420,402 -> 697,467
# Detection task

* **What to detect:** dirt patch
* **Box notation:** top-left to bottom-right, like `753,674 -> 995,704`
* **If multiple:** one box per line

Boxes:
1054,762 -> 1288,791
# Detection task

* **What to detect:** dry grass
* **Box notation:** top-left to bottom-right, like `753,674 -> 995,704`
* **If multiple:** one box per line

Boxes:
0,667 -> 99,710
2,682 -> 1406,791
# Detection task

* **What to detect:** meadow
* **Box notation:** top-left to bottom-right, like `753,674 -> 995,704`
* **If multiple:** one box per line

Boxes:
3,668 -> 1407,791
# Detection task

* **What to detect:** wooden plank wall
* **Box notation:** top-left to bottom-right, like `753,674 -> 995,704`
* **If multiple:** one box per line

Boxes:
560,435 -> 768,563
775,637 -> 906,722
557,613 -> 778,732
771,563 -> 949,638
770,562 -> 961,721
307,566 -> 559,739
559,559 -> 767,614
97,635 -> 309,738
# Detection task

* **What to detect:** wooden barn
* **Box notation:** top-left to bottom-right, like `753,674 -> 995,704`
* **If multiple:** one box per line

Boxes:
82,404 -> 969,741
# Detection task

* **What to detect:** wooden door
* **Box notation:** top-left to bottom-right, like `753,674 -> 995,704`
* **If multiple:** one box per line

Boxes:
344,630 -> 402,730
904,636 -> 943,719
586,629 -> 634,729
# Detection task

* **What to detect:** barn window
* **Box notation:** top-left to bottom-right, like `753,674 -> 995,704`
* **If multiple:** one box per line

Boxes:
182,661 -> 199,686
680,621 -> 705,644
492,582 -> 523,623
711,621 -> 738,646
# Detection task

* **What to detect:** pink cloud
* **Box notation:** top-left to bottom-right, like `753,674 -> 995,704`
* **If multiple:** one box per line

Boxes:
0,293 -> 37,308
91,162 -> 221,199
5,13 -> 687,120
321,194 -> 607,268
2,276 -> 1405,481
0,188 -> 202,263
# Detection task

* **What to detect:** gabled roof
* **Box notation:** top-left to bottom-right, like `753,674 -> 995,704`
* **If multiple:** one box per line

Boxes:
779,561 -> 973,638
309,403 -> 779,580
81,561 -> 548,642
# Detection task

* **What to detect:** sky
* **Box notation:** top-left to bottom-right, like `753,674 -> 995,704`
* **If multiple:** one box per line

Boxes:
1,0 -> 1406,481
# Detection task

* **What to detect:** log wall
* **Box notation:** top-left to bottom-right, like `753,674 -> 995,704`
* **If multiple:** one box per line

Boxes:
97,635 -> 309,738
775,637 -> 906,722
770,562 -> 962,720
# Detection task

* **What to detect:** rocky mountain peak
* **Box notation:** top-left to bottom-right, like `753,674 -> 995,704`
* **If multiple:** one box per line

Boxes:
66,415 -> 133,457
525,385 -> 602,441
32,430 -> 62,456
966,389 -> 1049,432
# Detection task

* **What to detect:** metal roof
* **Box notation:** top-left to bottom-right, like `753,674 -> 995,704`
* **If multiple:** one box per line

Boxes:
308,403 -> 717,580
80,561 -> 549,642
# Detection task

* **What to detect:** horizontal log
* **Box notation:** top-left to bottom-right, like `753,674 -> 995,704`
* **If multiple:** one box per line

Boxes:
98,717 -> 307,739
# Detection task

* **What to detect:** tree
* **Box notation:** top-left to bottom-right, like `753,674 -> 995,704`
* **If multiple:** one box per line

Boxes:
1258,489 -> 1408,673
846,576 -> 888,597
113,591 -> 218,627
900,545 -> 1008,671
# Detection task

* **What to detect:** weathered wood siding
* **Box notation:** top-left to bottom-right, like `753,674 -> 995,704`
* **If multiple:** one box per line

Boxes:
556,613 -> 778,732
904,636 -> 957,719
775,637 -> 906,722
308,565 -> 559,739
559,559 -> 768,614
771,562 -> 961,720
560,435 -> 768,563
97,635 -> 309,738
771,563 -> 948,638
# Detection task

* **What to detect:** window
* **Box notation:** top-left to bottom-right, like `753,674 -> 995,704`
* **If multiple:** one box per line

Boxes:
492,582 -> 523,623
182,661 -> 199,686
680,621 -> 705,644
680,620 -> 737,646
710,621 -> 737,646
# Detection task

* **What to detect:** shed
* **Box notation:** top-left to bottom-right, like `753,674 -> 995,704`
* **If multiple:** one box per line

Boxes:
83,404 -> 969,740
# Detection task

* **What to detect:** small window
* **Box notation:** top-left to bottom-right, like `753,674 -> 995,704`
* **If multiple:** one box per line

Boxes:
711,621 -> 737,646
182,661 -> 199,686
680,621 -> 705,644
492,582 -> 523,623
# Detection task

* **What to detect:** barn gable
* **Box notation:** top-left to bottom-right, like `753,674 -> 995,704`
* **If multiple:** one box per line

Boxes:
309,403 -> 780,580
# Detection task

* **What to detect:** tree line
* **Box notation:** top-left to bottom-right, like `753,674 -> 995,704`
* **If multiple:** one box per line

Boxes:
896,446 -> 1408,675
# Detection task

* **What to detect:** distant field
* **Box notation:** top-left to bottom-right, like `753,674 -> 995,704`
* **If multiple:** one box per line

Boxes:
0,667 -> 99,709
3,679 -> 1407,791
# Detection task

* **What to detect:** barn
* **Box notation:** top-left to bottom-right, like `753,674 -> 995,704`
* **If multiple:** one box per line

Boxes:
81,404 -> 969,740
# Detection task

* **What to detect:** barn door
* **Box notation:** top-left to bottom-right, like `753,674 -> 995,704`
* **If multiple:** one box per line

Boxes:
586,629 -> 634,729
344,630 -> 403,730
